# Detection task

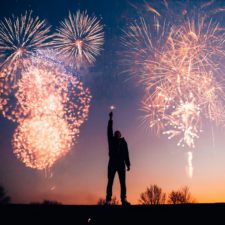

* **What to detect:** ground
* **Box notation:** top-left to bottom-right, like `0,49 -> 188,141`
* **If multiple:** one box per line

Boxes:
1,204 -> 224,224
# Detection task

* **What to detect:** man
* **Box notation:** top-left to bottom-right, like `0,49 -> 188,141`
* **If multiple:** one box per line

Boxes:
106,111 -> 131,205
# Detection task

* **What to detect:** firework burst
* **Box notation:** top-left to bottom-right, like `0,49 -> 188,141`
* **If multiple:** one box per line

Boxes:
53,11 -> 104,67
123,2 -> 225,149
13,115 -> 73,170
12,50 -> 91,170
0,10 -> 53,81
121,16 -> 170,80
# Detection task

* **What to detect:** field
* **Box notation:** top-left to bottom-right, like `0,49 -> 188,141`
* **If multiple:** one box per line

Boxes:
1,204 -> 224,224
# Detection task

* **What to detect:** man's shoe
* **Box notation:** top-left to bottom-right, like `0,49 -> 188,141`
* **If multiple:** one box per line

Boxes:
104,200 -> 111,205
121,200 -> 131,206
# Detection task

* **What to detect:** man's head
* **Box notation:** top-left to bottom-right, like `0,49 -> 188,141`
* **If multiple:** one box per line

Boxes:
114,130 -> 121,139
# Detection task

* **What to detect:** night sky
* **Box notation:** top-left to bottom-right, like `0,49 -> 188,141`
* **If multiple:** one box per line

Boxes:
1,0 -> 225,204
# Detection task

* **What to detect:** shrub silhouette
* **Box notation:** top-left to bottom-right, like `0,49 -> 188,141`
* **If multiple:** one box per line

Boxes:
139,184 -> 166,205
168,186 -> 195,204
0,185 -> 11,204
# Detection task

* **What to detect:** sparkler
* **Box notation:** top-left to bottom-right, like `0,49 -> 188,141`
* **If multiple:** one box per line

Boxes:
110,105 -> 115,111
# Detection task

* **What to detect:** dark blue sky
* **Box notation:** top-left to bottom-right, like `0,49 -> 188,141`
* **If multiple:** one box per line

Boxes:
1,0 -> 225,204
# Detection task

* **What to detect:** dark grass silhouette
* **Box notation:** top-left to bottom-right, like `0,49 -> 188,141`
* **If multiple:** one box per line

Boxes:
97,196 -> 119,205
168,186 -> 195,204
29,199 -> 62,205
0,185 -> 11,204
1,203 -> 225,225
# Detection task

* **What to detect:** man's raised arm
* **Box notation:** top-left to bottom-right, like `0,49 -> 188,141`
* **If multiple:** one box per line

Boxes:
107,112 -> 113,144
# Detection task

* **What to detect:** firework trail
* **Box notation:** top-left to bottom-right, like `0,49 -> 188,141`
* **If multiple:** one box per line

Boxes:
53,11 -> 104,68
121,15 -> 170,81
123,2 -> 225,150
186,151 -> 193,178
12,50 -> 91,170
145,2 -> 161,17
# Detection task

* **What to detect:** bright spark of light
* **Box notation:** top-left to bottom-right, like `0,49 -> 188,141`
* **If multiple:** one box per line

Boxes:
110,105 -> 115,111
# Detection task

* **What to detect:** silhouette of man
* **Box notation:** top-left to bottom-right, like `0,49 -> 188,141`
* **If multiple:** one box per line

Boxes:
106,111 -> 131,205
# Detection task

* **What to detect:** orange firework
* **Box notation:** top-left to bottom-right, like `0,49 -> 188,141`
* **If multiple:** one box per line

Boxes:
13,115 -> 72,170
123,4 -> 225,149
0,11 -> 53,122
123,1 -> 225,177
12,50 -> 91,170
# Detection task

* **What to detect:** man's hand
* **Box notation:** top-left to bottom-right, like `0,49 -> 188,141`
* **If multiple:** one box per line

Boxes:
127,166 -> 130,171
109,111 -> 113,119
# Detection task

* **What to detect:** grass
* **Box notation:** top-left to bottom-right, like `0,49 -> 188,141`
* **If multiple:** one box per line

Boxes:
1,203 -> 225,224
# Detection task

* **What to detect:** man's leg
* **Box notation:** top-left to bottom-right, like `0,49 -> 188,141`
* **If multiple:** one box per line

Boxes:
106,162 -> 116,202
118,166 -> 126,202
